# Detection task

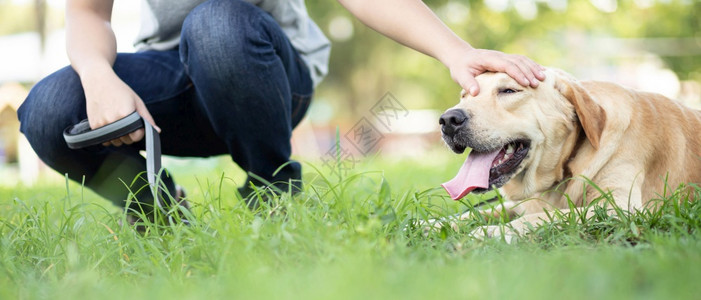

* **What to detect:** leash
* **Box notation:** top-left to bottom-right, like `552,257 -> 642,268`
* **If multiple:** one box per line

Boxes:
63,112 -> 167,216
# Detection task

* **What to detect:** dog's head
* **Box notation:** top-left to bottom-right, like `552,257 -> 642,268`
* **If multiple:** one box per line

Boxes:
440,69 -> 606,200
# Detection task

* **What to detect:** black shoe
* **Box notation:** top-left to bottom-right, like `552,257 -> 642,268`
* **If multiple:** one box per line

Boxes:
238,173 -> 302,210
122,185 -> 191,232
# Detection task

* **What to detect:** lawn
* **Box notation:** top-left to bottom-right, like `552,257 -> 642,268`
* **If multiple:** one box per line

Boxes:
1,149 -> 700,300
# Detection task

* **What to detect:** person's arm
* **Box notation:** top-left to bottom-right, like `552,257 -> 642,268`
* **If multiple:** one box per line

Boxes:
66,0 -> 158,147
337,0 -> 545,96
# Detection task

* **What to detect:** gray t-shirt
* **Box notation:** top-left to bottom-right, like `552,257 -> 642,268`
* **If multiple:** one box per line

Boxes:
134,0 -> 331,87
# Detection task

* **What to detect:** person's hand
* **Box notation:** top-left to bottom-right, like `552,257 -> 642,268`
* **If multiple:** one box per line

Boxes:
82,67 -> 160,147
445,47 -> 546,96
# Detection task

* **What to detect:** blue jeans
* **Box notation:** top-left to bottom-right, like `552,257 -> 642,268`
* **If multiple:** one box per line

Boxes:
17,0 -> 314,210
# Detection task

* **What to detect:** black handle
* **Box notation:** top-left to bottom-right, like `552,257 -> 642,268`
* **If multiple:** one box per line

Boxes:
63,112 -> 144,149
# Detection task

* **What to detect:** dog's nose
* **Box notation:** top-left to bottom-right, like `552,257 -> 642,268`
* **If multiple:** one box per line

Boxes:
439,109 -> 467,136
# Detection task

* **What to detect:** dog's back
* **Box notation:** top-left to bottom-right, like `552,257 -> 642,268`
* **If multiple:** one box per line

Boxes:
583,80 -> 701,202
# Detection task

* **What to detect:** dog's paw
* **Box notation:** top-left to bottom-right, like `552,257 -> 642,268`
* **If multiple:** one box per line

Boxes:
418,218 -> 460,236
469,225 -> 518,244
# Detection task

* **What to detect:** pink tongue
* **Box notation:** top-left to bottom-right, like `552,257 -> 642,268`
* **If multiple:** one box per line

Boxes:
441,149 -> 501,200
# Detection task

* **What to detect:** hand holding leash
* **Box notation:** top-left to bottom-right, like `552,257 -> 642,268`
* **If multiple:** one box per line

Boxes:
63,112 -> 166,216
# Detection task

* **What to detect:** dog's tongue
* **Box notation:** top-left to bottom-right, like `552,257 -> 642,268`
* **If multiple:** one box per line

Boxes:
441,149 -> 500,200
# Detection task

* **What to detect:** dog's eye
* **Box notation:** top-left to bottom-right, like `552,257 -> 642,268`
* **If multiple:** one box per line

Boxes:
499,88 -> 520,94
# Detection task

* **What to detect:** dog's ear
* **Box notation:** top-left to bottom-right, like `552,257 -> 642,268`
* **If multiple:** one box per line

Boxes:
555,77 -> 606,149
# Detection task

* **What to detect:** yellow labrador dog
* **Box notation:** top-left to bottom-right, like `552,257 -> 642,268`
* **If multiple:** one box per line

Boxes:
438,68 -> 701,241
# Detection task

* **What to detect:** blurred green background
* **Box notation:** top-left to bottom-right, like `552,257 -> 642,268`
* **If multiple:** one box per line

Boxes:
2,0 -> 699,113
0,0 -> 699,186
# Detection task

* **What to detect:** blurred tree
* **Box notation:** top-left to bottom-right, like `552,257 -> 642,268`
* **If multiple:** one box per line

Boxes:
635,1 -> 700,81
35,0 -> 46,51
0,2 -> 37,35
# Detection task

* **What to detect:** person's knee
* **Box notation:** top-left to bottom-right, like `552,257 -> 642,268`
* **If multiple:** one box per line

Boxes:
18,67 -> 83,155
180,0 -> 271,68
183,0 -> 262,35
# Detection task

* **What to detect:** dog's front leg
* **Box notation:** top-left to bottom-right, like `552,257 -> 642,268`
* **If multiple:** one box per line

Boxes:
420,199 -> 522,235
470,184 -> 644,243
469,212 -> 552,243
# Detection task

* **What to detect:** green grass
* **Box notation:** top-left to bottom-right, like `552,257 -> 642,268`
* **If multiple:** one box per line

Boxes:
1,151 -> 701,299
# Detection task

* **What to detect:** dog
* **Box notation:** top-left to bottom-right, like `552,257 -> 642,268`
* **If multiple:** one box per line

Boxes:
437,68 -> 701,241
